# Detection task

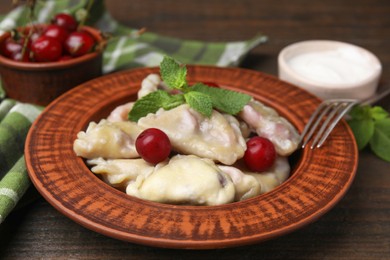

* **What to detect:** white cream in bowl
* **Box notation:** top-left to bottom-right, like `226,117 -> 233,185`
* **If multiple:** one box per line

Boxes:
278,40 -> 382,100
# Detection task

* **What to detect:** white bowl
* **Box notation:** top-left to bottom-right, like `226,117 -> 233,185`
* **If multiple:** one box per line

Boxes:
278,40 -> 382,100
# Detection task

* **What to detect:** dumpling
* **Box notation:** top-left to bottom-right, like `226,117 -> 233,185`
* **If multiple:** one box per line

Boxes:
217,165 -> 261,201
137,73 -> 171,99
87,158 -> 155,190
73,119 -> 143,159
223,114 -> 251,140
107,102 -> 134,122
138,104 -> 246,165
239,100 -> 300,156
126,155 -> 235,206
246,156 -> 290,193
219,156 -> 290,200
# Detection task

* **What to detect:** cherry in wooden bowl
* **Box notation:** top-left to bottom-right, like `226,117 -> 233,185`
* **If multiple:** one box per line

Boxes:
25,66 -> 358,249
0,25 -> 103,106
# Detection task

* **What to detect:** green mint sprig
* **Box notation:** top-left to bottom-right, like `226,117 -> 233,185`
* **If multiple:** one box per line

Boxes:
129,90 -> 185,121
129,56 -> 251,122
347,105 -> 390,162
191,83 -> 252,115
160,55 -> 188,90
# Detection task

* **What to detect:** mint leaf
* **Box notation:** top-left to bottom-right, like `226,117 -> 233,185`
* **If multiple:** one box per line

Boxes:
348,104 -> 390,162
371,106 -> 389,120
129,90 -> 185,122
184,91 -> 213,117
349,105 -> 389,121
191,83 -> 251,115
349,105 -> 371,120
161,93 -> 185,110
348,118 -> 375,150
370,118 -> 390,162
160,56 -> 187,90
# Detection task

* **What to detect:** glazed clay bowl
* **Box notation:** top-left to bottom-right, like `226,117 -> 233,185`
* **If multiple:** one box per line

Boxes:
0,25 -> 103,106
25,66 -> 358,249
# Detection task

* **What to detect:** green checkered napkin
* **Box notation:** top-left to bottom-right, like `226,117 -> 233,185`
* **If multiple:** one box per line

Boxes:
0,100 -> 42,223
0,0 -> 267,223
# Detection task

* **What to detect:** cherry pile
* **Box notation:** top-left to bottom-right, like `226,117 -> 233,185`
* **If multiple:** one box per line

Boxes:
0,13 -> 96,62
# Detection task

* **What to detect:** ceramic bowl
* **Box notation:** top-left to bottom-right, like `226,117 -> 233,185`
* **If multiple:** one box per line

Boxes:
278,40 -> 382,100
0,25 -> 103,106
25,66 -> 358,249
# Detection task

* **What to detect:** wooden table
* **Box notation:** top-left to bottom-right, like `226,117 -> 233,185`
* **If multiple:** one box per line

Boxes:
1,0 -> 389,258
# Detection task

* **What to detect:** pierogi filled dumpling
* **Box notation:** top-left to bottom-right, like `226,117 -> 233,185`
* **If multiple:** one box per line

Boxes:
138,104 -> 246,165
107,102 -> 134,122
239,100 -> 300,156
217,165 -> 261,201
126,155 -> 235,206
247,156 -> 290,193
87,158 -> 155,190
217,156 -> 290,201
73,119 -> 143,159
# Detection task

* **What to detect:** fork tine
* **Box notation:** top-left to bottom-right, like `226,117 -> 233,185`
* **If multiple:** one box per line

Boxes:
315,100 -> 358,148
300,101 -> 327,138
301,102 -> 332,148
311,102 -> 346,148
301,99 -> 358,149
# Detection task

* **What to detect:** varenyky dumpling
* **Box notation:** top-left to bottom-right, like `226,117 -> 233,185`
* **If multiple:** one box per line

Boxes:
107,102 -> 134,122
217,156 -> 289,201
87,157 -> 154,190
73,119 -> 143,159
239,100 -> 300,156
217,165 -> 261,201
246,156 -> 290,193
87,155 -> 289,204
137,73 -> 177,99
126,155 -> 236,206
138,104 -> 246,165
224,114 -> 251,139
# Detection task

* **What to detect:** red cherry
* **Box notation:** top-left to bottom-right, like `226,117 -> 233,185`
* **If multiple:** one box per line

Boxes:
244,136 -> 276,172
31,36 -> 62,62
11,50 -> 30,62
0,36 -> 33,62
0,37 -> 23,58
42,24 -> 69,43
64,31 -> 95,57
135,128 -> 171,164
30,31 -> 41,42
58,55 -> 72,61
52,13 -> 78,32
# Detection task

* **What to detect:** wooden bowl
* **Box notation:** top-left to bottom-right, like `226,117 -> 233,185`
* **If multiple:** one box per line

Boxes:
0,26 -> 103,106
25,66 -> 358,249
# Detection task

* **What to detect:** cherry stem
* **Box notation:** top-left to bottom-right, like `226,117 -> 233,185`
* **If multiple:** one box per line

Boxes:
78,0 -> 94,29
15,0 -> 37,59
20,29 -> 31,58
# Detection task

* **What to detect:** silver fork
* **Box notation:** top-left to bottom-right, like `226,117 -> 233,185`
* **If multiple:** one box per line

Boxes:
300,99 -> 359,149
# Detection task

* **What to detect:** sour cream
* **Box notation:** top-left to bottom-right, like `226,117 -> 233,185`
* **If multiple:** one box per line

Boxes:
278,40 -> 382,100
287,47 -> 378,85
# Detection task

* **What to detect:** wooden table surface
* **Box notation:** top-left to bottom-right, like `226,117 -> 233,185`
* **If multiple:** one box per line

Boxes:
1,0 -> 389,259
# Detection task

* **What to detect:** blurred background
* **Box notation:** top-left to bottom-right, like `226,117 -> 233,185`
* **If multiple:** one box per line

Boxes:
1,0 -> 387,78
